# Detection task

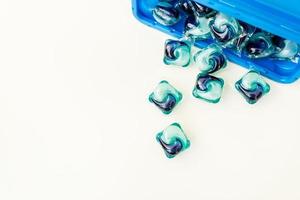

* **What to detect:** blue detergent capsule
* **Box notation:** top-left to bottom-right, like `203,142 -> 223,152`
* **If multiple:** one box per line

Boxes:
193,44 -> 227,75
243,32 -> 275,59
193,74 -> 224,103
153,2 -> 180,26
271,36 -> 300,62
164,39 -> 191,67
235,71 -> 270,104
184,15 -> 211,40
208,13 -> 242,47
156,123 -> 190,159
149,80 -> 183,114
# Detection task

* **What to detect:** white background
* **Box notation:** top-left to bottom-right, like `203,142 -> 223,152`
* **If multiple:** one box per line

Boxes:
1,0 -> 300,199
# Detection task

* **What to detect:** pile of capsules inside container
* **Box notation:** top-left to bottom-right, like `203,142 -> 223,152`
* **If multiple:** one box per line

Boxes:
147,0 -> 300,158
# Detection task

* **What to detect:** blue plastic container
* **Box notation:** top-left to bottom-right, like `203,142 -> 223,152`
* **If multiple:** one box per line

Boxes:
132,0 -> 300,83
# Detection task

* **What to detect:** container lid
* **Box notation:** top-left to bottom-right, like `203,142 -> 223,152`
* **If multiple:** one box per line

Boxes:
198,0 -> 300,44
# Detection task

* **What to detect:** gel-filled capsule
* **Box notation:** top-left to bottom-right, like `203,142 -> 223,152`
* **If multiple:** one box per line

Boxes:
193,74 -> 224,103
149,81 -> 183,114
156,123 -> 190,158
243,32 -> 275,59
193,44 -> 227,75
208,13 -> 242,47
235,71 -> 270,104
164,39 -> 191,67
184,15 -> 211,40
272,36 -> 299,62
153,2 -> 180,26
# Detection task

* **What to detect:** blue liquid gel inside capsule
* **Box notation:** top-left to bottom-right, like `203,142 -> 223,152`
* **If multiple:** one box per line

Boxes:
157,137 -> 183,157
151,95 -> 177,113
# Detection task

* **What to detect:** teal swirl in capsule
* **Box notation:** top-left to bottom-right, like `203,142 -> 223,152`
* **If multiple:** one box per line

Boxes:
156,123 -> 190,159
235,71 -> 270,104
193,44 -> 227,75
153,2 -> 181,26
272,36 -> 299,62
184,15 -> 211,40
193,74 -> 224,103
164,39 -> 191,67
149,81 -> 182,114
208,13 -> 242,47
243,32 -> 275,59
